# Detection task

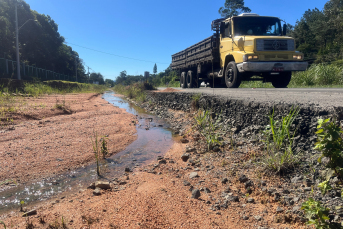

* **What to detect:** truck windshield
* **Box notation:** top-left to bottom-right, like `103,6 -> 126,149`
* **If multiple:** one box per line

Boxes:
233,17 -> 281,36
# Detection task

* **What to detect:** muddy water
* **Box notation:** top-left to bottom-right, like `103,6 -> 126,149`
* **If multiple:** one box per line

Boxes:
0,91 -> 175,214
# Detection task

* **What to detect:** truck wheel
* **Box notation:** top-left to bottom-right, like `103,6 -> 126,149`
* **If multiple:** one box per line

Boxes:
187,71 -> 194,88
225,61 -> 241,88
271,72 -> 292,88
181,72 -> 187,88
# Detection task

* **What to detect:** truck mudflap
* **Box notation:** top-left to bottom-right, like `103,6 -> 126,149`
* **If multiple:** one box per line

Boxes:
236,61 -> 308,72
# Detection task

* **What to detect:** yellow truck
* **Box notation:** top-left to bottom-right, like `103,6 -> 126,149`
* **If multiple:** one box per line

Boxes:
171,13 -> 308,88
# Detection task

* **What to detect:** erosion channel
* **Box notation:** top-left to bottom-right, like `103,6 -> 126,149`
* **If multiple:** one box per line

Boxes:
0,91 -> 175,214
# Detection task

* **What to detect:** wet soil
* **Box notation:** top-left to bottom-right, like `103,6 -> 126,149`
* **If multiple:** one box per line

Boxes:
0,93 -> 137,190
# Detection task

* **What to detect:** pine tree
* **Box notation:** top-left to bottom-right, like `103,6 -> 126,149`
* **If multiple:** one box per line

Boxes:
153,63 -> 157,74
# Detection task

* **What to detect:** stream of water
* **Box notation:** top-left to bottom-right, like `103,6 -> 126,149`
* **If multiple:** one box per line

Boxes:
0,91 -> 175,214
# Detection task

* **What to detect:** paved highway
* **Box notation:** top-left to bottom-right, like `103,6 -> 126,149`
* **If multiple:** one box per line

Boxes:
157,87 -> 343,109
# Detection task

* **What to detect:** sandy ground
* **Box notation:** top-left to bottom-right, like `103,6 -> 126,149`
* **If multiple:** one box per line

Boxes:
0,93 -> 137,185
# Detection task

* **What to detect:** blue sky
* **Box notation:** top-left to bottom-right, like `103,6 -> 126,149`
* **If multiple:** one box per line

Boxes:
25,0 -> 327,81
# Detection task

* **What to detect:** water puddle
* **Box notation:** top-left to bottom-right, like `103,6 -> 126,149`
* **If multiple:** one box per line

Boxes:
0,91 -> 175,214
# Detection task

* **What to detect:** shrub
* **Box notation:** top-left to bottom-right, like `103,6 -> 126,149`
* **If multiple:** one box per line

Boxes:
290,64 -> 343,87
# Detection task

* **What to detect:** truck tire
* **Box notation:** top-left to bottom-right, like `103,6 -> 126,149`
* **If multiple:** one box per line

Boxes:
186,71 -> 194,88
225,61 -> 241,88
271,72 -> 292,88
181,72 -> 187,88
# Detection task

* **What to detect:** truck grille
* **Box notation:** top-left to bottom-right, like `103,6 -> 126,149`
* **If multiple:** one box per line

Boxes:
256,39 -> 295,51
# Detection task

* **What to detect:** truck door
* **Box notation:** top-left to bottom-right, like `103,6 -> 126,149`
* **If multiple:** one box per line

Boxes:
220,21 -> 233,69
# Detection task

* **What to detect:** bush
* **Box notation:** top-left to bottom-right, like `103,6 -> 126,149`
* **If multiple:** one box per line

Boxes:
290,64 -> 343,87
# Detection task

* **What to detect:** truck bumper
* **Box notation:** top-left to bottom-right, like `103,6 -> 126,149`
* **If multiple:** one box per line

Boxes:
236,61 -> 308,73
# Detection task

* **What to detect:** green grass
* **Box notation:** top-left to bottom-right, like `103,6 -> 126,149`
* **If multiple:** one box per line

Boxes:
239,63 -> 343,88
261,107 -> 300,173
91,131 -> 101,176
113,82 -> 155,103
194,109 -> 222,150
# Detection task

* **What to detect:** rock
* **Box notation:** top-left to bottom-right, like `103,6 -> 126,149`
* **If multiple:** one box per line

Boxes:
180,138 -> 189,143
227,196 -> 239,202
239,174 -> 248,183
221,178 -> 228,184
276,206 -> 284,213
95,181 -> 110,190
254,215 -> 262,221
93,187 -> 101,195
87,182 -> 95,189
247,198 -> 255,203
244,180 -> 254,189
291,176 -> 303,183
191,189 -> 201,199
158,159 -> 167,164
183,180 -> 191,186
181,153 -> 190,162
243,216 -> 249,220
213,146 -> 220,152
303,187 -> 311,192
157,156 -> 163,161
186,147 -> 196,152
124,167 -> 131,172
292,206 -> 301,214
189,172 -> 199,179
204,187 -> 211,193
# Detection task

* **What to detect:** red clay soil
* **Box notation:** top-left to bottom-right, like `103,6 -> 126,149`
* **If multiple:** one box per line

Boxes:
0,94 -> 307,228
0,93 -> 137,185
158,88 -> 181,92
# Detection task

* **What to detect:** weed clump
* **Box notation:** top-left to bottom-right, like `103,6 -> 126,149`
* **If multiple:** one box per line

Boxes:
261,107 -> 300,173
190,93 -> 201,111
194,109 -> 222,150
113,82 -> 155,103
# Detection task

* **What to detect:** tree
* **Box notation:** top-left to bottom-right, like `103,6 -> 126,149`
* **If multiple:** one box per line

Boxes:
105,79 -> 115,87
218,0 -> 251,18
153,63 -> 157,74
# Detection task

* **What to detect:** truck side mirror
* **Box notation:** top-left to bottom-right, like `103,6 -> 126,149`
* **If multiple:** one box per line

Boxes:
220,22 -> 225,35
283,24 -> 287,36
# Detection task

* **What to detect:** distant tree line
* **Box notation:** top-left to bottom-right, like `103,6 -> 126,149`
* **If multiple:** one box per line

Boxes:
113,65 -> 179,87
0,0 -> 93,82
290,0 -> 343,63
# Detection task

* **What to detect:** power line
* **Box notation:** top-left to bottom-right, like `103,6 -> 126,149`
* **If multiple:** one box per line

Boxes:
64,41 -> 170,65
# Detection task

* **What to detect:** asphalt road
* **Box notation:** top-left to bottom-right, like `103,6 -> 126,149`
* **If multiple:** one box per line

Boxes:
157,87 -> 343,109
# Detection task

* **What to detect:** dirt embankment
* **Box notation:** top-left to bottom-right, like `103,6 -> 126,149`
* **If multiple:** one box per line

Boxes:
0,93 -> 137,185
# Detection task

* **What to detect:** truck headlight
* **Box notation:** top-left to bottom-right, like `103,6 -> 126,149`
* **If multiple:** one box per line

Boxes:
293,55 -> 302,60
243,55 -> 259,62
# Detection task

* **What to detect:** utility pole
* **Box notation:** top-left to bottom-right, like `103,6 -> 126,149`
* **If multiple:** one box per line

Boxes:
87,66 -> 90,83
15,0 -> 21,80
75,57 -> 77,82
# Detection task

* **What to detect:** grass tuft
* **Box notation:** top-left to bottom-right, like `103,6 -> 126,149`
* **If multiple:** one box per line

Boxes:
261,107 -> 300,173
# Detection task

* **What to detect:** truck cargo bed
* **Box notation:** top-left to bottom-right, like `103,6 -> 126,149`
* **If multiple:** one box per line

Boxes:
171,35 -> 219,70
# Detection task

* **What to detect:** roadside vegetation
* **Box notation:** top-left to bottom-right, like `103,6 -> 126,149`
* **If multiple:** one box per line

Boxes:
301,118 -> 343,228
239,63 -> 343,88
113,82 -> 155,103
